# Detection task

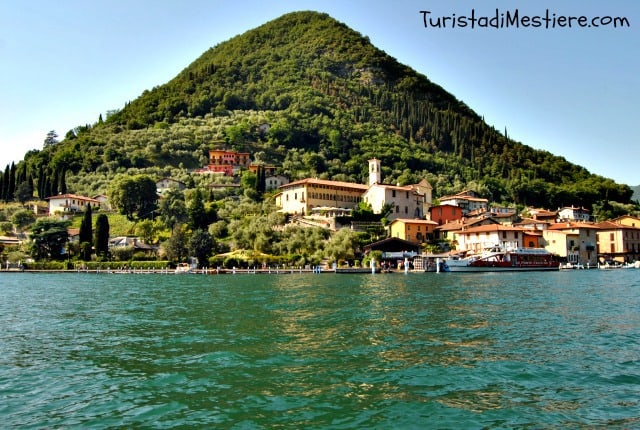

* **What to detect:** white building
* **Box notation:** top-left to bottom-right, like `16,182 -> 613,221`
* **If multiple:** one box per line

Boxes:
275,158 -> 432,220
265,175 -> 289,191
46,194 -> 101,216
275,178 -> 368,215
557,206 -> 591,222
439,190 -> 488,215
156,178 -> 186,194
363,183 -> 424,220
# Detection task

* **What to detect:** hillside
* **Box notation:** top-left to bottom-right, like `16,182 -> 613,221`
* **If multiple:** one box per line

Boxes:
9,11 -> 634,210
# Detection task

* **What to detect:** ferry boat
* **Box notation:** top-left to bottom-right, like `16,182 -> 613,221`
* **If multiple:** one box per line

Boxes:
444,246 -> 559,272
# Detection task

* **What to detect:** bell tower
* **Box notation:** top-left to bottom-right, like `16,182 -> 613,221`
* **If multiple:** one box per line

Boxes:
368,158 -> 381,186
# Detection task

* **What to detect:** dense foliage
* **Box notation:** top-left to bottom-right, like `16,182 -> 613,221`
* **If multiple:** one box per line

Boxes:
2,11 -> 636,213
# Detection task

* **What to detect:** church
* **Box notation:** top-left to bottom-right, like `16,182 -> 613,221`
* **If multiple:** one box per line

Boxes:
275,159 -> 432,222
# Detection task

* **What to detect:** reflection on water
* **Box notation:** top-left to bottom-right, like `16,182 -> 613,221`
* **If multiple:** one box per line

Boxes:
1,271 -> 639,428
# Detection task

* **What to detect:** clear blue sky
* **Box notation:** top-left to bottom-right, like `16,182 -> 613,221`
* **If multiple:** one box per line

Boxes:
1,0 -> 638,185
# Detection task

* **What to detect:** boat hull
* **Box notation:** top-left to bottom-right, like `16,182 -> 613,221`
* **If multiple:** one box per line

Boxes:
443,247 -> 560,272
445,264 -> 559,272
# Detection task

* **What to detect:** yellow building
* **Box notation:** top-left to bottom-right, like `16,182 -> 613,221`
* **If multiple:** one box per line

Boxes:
543,222 -> 599,267
275,159 -> 433,219
596,220 -> 640,263
275,178 -> 368,215
389,219 -> 438,244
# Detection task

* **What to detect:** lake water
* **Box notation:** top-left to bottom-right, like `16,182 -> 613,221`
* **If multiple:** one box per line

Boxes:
1,270 -> 639,429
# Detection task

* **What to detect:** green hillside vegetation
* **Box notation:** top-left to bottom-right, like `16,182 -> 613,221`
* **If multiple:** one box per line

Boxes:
2,10 -> 632,211
1,11 -> 638,268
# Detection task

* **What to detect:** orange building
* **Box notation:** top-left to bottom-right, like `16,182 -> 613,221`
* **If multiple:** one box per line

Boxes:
429,204 -> 463,225
206,149 -> 251,176
389,218 -> 439,244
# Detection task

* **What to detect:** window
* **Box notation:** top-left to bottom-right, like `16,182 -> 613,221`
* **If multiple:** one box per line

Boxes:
405,206 -> 408,214
392,190 -> 396,198
396,206 -> 400,213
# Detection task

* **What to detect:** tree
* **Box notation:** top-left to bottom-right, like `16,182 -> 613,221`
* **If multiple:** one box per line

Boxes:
11,209 -> 35,231
29,218 -> 70,260
79,205 -> 93,260
108,174 -> 158,220
323,228 -> 359,265
163,225 -> 188,263
158,188 -> 188,230
43,130 -> 59,148
14,181 -> 32,204
188,188 -> 209,230
188,229 -> 215,268
135,219 -> 156,244
7,163 -> 16,202
94,214 -> 110,258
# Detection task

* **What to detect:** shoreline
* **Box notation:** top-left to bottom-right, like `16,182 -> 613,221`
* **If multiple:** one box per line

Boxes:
0,267 -> 400,275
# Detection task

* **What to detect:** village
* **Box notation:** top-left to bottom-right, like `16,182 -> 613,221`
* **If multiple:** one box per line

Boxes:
2,148 -> 640,271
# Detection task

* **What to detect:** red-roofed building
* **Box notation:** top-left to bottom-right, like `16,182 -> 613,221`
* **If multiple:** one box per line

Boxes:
596,220 -> 640,263
429,204 -> 463,225
275,178 -> 368,215
389,218 -> 439,244
456,224 -> 540,254
438,190 -> 488,215
202,149 -> 251,176
46,194 -> 100,217
544,222 -> 599,266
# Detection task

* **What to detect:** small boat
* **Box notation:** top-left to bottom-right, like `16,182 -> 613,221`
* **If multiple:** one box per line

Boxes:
444,246 -> 559,272
175,262 -> 195,274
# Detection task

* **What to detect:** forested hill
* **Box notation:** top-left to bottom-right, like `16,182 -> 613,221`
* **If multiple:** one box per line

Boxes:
12,11 -> 634,210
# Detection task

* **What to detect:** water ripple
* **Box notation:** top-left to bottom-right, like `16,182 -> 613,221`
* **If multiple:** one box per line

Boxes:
1,271 -> 639,428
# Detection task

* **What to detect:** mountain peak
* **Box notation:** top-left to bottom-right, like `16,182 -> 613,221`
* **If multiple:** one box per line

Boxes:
27,11 -> 632,210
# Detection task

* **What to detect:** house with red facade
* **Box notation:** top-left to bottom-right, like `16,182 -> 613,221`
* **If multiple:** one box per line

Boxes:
200,149 -> 251,176
429,204 -> 463,225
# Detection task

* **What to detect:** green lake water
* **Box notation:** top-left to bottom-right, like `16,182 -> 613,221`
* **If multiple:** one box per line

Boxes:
1,271 -> 639,428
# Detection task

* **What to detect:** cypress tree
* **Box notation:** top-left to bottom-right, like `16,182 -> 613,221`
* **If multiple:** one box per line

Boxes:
8,162 -> 16,201
37,165 -> 45,198
79,204 -> 93,261
59,168 -> 67,195
94,214 -> 110,258
50,169 -> 59,196
0,166 -> 5,201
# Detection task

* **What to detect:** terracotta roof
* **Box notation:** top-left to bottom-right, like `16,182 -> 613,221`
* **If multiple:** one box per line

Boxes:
458,224 -> 527,234
595,220 -> 640,230
440,195 -> 488,202
45,194 -> 100,203
280,178 -> 368,191
559,206 -> 590,213
391,218 -> 438,225
548,222 -> 600,230
517,217 -> 551,225
367,183 -> 415,191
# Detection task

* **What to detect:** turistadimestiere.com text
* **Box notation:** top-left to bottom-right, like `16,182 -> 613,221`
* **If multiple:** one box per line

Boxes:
419,9 -> 630,29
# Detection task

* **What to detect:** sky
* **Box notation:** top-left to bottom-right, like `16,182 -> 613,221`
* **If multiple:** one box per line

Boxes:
1,0 -> 638,185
